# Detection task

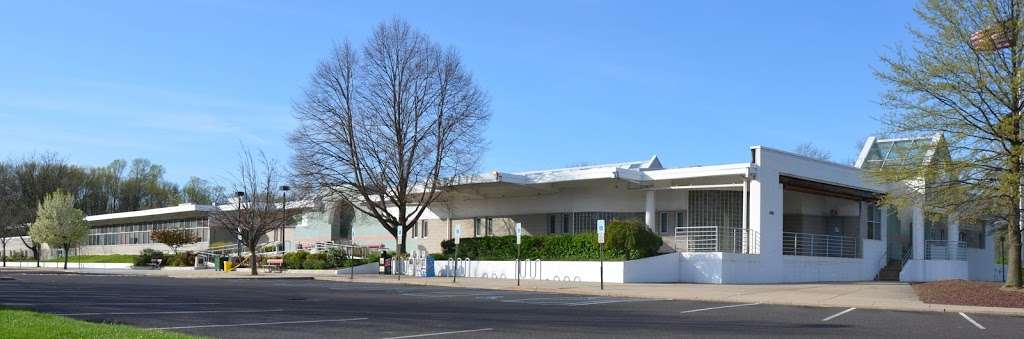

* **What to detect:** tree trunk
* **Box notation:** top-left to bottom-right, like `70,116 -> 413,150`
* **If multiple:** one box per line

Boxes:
1008,197 -> 1023,288
247,244 -> 258,276
62,244 -> 69,270
2,241 -> 6,267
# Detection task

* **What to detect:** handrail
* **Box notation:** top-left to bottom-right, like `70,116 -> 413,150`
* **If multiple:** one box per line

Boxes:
674,226 -> 759,254
782,231 -> 858,258
924,240 -> 967,261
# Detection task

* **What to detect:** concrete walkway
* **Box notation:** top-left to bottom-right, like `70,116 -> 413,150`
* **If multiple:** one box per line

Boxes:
4,266 -> 1023,316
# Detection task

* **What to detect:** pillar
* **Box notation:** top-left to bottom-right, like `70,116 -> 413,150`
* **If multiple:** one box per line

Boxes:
644,190 -> 656,232
912,205 -> 925,260
948,213 -> 960,260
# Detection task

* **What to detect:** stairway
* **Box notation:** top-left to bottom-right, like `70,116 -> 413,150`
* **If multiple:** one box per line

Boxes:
876,260 -> 903,281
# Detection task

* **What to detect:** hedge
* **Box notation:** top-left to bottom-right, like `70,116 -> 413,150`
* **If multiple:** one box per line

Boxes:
440,219 -> 662,261
281,249 -> 379,269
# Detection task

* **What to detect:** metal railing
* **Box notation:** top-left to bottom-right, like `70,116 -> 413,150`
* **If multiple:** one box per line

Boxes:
782,232 -> 858,258
297,241 -> 372,259
674,226 -> 759,254
924,240 -> 967,261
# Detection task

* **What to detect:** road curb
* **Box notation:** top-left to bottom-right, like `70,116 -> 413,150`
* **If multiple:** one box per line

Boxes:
312,276 -> 1024,317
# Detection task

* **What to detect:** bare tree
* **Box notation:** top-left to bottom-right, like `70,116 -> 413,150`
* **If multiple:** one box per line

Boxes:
290,18 -> 490,254
793,142 -> 832,161
0,161 -> 22,267
211,149 -> 291,276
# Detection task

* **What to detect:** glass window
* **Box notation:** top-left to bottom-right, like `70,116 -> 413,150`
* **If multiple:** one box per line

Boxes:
474,218 -> 481,237
421,220 -> 428,238
867,204 -> 882,240
485,218 -> 493,236
548,215 -> 557,234
659,212 -> 668,233
562,214 -> 571,234
676,211 -> 687,228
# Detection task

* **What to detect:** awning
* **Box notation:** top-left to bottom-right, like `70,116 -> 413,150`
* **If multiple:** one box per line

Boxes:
779,175 -> 880,201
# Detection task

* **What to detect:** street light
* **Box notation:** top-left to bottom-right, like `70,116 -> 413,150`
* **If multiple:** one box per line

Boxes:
279,185 -> 291,253
234,191 -> 245,258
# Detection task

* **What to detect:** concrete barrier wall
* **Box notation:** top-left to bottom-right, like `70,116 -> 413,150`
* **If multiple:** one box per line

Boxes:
4,261 -> 133,269
900,259 -> 969,282
432,259 -> 626,283
967,247 -> 1001,282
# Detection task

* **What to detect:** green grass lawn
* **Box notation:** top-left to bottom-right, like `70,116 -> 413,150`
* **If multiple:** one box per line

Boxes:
0,309 -> 205,339
44,254 -> 137,263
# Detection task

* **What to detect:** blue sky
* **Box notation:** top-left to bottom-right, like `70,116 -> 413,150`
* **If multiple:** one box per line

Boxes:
0,1 -> 919,184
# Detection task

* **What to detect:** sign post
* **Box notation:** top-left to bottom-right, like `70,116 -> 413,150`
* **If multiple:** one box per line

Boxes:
396,225 -> 403,281
597,219 -> 605,290
453,226 -> 461,283
516,222 -> 522,286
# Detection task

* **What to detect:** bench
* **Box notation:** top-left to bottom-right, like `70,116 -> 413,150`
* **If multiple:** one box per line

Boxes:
265,258 -> 284,273
147,258 -> 162,270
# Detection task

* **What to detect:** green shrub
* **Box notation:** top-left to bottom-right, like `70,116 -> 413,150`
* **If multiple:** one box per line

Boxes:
302,258 -> 327,269
440,219 -> 661,261
606,219 -> 662,260
164,251 -> 196,267
324,248 -> 347,268
283,250 -> 308,269
134,249 -> 164,266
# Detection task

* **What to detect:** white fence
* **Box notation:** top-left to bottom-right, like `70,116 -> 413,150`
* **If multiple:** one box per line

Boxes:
674,226 -> 759,254
782,232 -> 858,258
925,240 -> 967,261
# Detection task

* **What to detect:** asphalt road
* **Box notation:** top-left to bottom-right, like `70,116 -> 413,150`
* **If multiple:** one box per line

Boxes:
1,272 -> 1022,338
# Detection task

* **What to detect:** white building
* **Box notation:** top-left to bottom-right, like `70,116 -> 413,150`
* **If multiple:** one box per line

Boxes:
351,139 -> 1003,283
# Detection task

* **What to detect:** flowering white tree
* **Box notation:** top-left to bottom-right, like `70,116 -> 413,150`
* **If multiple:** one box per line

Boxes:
28,190 -> 89,270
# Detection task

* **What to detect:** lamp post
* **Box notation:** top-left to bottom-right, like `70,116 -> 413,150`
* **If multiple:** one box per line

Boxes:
234,191 -> 245,258
279,185 -> 290,253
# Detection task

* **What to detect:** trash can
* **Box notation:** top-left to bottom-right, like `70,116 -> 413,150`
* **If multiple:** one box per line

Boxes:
223,259 -> 234,272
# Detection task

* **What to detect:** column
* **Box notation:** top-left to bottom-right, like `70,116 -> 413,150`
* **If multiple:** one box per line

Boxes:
644,190 -> 656,232
912,204 -> 925,260
948,213 -> 960,260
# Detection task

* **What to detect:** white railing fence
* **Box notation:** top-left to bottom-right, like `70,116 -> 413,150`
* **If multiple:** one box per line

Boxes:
782,232 -> 858,258
674,226 -> 759,254
924,240 -> 967,261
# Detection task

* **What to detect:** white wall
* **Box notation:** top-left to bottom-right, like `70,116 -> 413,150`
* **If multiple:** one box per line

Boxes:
675,239 -> 886,284
967,248 -> 1001,282
432,259 -> 626,283
4,262 -> 132,269
900,259 -> 969,282
623,253 -> 680,283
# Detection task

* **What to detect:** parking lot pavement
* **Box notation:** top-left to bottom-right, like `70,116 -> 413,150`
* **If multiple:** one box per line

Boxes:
2,272 -> 1023,338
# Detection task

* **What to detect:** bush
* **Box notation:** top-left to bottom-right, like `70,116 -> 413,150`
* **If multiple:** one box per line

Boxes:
324,248 -> 347,268
164,251 -> 196,267
605,220 -> 662,260
283,250 -> 309,269
440,219 -> 661,261
303,258 -> 327,269
134,249 -> 164,266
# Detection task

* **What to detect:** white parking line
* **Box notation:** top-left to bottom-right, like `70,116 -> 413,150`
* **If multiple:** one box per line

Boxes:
822,308 -> 856,322
568,298 -> 666,306
57,309 -> 285,316
150,317 -> 368,330
680,303 -> 760,314
958,312 -> 985,330
379,328 -> 493,339
401,292 -> 505,298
